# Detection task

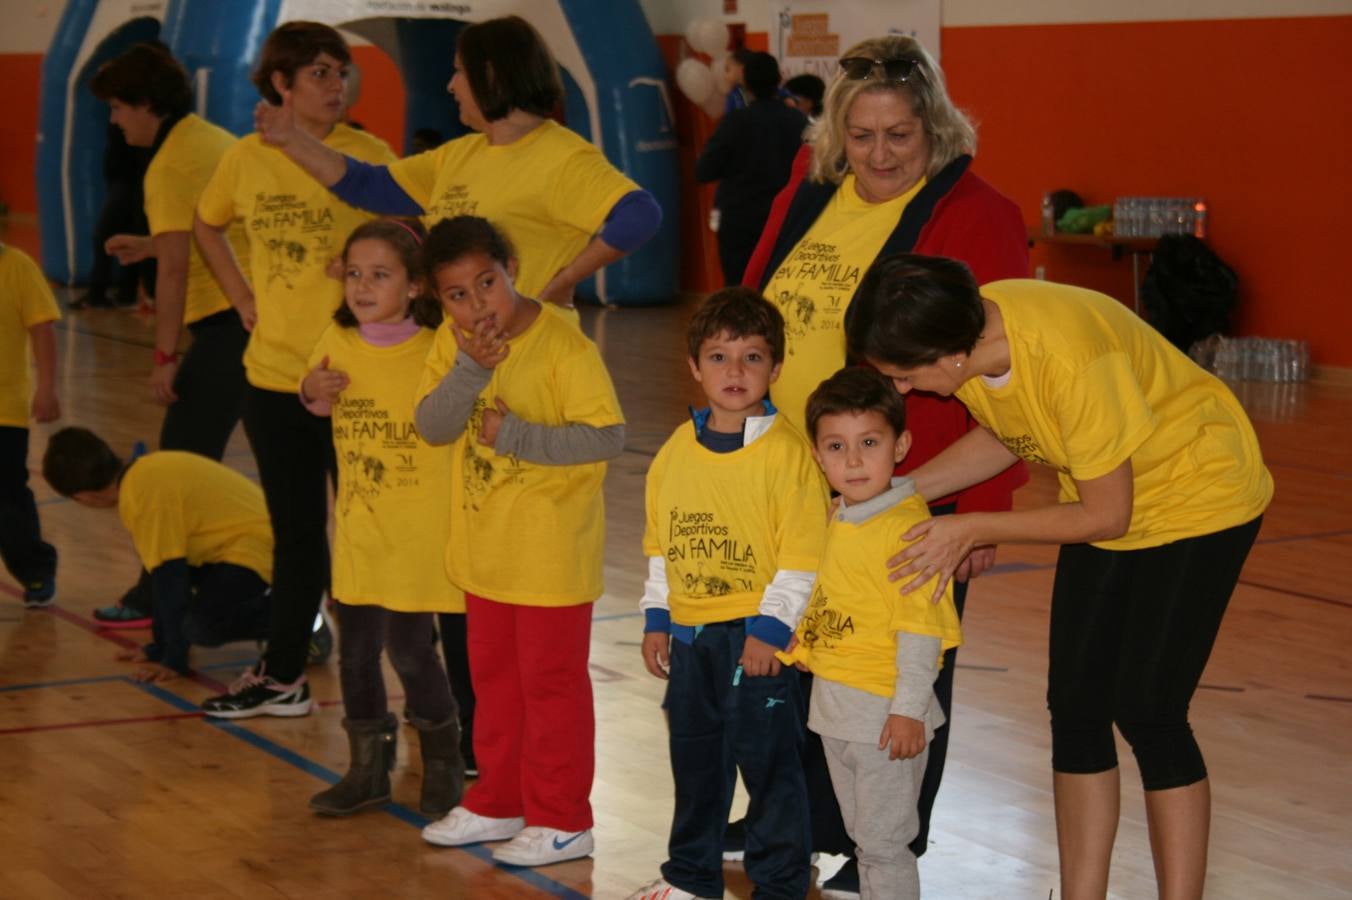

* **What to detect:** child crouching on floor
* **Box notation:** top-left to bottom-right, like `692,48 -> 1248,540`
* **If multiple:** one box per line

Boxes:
780,366 -> 963,900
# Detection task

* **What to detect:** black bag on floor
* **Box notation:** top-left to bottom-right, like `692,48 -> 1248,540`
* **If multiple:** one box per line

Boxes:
1141,234 -> 1238,351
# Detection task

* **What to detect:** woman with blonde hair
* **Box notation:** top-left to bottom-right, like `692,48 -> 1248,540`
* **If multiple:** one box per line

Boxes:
739,34 -> 1029,894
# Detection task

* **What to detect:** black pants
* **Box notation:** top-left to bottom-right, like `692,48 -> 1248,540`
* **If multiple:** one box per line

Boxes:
0,426 -> 56,585
243,385 -> 335,685
159,309 -> 249,459
437,612 -> 477,743
1048,517 -> 1262,791
88,179 -> 150,302
177,563 -> 271,647
662,620 -> 811,900
338,603 -> 456,723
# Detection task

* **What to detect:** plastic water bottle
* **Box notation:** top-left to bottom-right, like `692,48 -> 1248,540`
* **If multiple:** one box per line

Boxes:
1041,192 -> 1055,235
1192,199 -> 1208,239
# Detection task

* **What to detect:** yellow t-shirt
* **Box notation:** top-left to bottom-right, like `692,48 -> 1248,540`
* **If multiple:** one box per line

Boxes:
763,174 -> 923,434
0,245 -> 60,428
957,280 -> 1274,549
307,324 -> 463,613
388,120 -> 637,299
143,114 -> 250,326
783,493 -> 962,698
416,306 -> 624,605
642,417 -> 829,625
196,126 -> 396,391
118,451 -> 273,581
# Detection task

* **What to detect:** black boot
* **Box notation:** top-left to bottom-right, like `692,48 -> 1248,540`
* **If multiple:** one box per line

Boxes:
309,714 -> 398,816
412,714 -> 465,817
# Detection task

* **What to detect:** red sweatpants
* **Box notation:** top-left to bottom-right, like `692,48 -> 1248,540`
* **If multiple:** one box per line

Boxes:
461,593 -> 595,831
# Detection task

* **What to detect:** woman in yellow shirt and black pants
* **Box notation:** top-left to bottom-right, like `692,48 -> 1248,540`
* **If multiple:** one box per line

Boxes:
845,255 -> 1272,900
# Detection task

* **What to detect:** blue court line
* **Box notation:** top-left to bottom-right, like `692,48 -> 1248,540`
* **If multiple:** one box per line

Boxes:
129,681 -> 589,899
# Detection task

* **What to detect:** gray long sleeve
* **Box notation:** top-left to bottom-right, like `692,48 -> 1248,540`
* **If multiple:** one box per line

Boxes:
414,351 -> 492,445
496,417 -> 626,466
889,631 -> 942,720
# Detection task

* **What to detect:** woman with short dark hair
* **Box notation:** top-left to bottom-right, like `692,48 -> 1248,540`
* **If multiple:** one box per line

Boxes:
253,14 -> 661,318
848,253 -> 1273,900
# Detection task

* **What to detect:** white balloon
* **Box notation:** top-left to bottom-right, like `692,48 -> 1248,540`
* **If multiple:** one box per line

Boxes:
690,19 -> 728,56
675,58 -> 715,104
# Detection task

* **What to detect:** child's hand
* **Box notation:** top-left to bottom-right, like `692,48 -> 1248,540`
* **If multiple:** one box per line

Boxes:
303,356 -> 349,403
115,647 -> 150,663
739,635 -> 782,677
641,631 -> 671,680
782,634 -> 810,672
453,317 -> 509,369
31,385 -> 60,423
879,714 -> 927,760
104,233 -> 154,264
477,397 -> 510,448
131,662 -> 180,684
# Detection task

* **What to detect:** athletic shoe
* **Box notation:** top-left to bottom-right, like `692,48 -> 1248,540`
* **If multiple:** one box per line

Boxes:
721,817 -> 746,861
624,877 -> 714,899
819,855 -> 861,899
93,604 -> 152,628
491,826 -> 593,867
421,806 -> 525,847
22,575 -> 56,609
200,666 -> 311,719
307,605 -> 334,666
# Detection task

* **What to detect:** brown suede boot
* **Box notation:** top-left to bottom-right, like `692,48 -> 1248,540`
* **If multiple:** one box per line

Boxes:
309,714 -> 398,816
411,714 -> 466,817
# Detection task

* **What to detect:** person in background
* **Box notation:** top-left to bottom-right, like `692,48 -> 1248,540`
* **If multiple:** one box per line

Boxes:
720,48 -> 755,114
43,428 -> 272,683
0,243 -> 60,609
738,35 -> 1030,895
846,255 -> 1272,900
193,20 -> 397,718
784,73 -> 825,120
73,124 -> 151,309
411,127 -> 445,155
696,52 -> 808,286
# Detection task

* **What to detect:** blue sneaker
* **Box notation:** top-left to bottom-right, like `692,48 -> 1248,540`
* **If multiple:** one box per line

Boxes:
23,575 -> 56,609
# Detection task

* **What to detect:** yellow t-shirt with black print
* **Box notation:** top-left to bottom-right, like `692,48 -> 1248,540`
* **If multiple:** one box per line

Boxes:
763,174 -> 924,434
143,114 -> 249,326
783,492 -> 961,698
956,280 -> 1273,550
307,324 -> 463,613
416,306 -> 624,606
118,451 -> 272,581
0,245 -> 60,428
196,126 -> 396,391
642,417 -> 829,625
388,120 -> 637,300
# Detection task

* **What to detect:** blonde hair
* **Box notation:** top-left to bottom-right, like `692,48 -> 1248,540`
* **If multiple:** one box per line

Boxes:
808,35 -> 976,186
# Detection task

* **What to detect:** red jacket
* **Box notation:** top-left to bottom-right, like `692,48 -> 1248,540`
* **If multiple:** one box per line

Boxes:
743,147 -> 1030,512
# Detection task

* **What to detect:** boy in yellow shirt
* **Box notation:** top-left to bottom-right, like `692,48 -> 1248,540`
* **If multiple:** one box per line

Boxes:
781,367 -> 962,900
629,288 -> 828,900
0,244 -> 61,607
43,428 -> 274,685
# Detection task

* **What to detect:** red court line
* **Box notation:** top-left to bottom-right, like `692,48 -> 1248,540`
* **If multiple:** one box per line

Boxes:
0,710 -> 204,736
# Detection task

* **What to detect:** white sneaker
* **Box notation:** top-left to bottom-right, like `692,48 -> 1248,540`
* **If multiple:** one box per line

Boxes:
490,826 -> 594,866
421,806 -> 525,846
625,877 -> 714,900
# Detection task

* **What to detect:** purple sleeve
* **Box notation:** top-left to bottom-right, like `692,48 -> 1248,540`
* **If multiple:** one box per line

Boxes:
330,157 -> 425,217
598,190 -> 662,253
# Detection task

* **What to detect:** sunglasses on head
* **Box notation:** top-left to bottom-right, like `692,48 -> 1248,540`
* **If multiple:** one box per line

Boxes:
838,56 -> 920,83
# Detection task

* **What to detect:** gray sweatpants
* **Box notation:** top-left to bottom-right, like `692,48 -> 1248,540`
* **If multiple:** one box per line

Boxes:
821,735 -> 929,900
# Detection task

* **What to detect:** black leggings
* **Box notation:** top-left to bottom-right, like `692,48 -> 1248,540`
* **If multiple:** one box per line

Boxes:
437,612 -> 477,739
243,385 -> 335,685
159,309 -> 249,459
337,602 -> 455,724
1047,516 -> 1262,791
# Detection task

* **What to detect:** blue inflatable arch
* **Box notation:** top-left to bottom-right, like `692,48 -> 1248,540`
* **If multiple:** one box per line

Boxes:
37,0 -> 678,305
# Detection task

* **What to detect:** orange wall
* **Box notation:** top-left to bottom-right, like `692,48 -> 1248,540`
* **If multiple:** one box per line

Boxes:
347,45 -> 406,154
940,15 -> 1352,365
0,53 -> 42,215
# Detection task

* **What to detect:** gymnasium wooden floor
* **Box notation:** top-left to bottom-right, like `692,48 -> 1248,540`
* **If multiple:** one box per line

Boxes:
4,225 -> 1350,898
